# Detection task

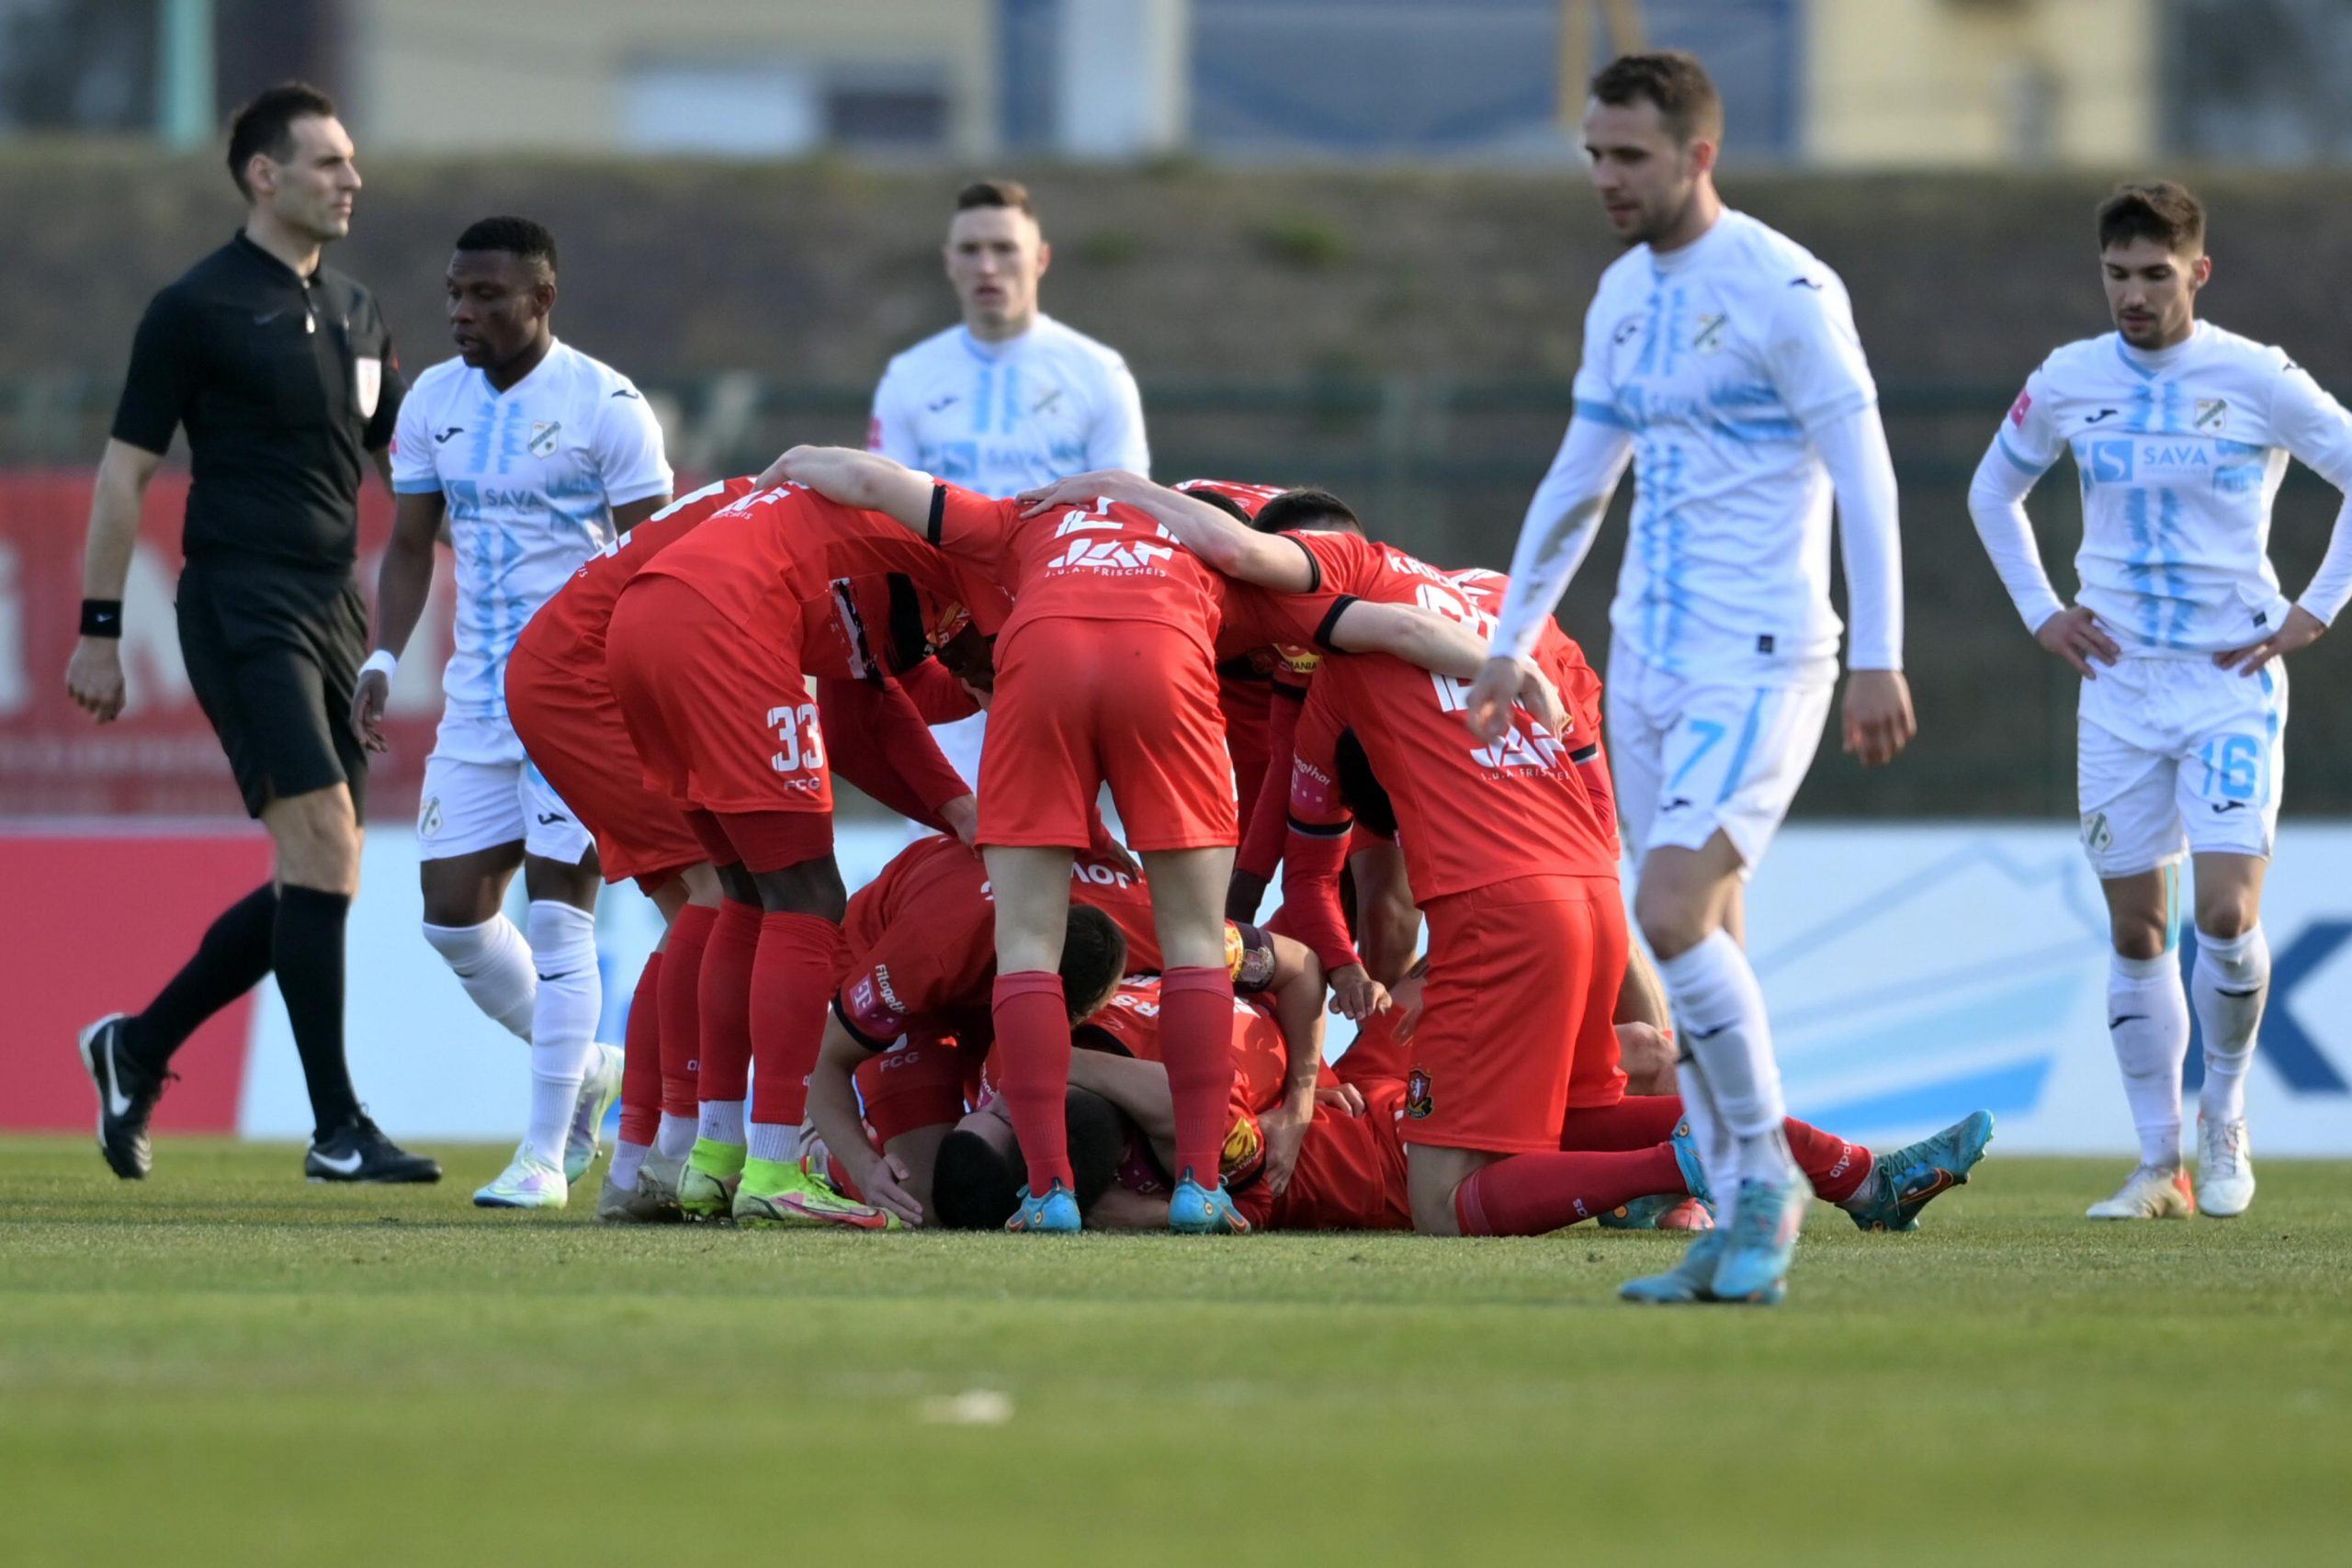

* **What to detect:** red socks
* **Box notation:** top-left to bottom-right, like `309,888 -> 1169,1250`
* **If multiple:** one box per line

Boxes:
1159,965 -> 1238,1188
657,903 -> 718,1118
992,970 -> 1073,1195
696,899 -> 761,1105
1785,1115 -> 1873,1203
619,951 -> 662,1147
747,911 -> 843,1130
1453,1145 -> 1688,1235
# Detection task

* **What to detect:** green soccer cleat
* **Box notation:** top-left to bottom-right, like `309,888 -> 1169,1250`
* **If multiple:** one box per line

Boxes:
1845,1110 -> 1996,1233
732,1157 -> 901,1230
678,1138 -> 744,1223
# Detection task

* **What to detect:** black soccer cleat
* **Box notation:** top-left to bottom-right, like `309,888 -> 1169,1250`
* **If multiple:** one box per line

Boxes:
78,1012 -> 169,1179
305,1113 -> 442,1184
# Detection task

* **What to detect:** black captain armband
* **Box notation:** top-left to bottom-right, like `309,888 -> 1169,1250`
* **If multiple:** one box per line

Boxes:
81,599 -> 123,638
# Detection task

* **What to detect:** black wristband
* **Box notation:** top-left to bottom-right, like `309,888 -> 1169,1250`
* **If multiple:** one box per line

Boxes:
80,599 -> 123,638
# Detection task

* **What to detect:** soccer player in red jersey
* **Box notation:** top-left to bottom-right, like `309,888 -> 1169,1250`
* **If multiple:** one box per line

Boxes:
505,477 -> 750,1221
758,446 -> 1550,1234
602,479 -> 1001,1225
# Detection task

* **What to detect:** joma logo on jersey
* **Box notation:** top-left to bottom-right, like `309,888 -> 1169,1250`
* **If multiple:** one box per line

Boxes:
1048,538 -> 1173,571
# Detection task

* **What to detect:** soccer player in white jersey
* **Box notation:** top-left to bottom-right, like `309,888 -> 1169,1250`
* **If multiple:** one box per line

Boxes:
1968,182 -> 2352,1221
1463,53 -> 1918,1305
351,217 -> 674,1208
866,178 -> 1150,798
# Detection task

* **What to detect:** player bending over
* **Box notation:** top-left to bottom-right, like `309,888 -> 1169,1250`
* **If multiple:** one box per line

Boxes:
1967,181 -> 2352,1221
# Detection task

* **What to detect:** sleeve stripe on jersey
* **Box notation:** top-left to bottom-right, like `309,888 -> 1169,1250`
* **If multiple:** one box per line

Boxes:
831,994 -> 893,1052
1288,815 -> 1352,838
1995,431 -> 2048,477
1569,742 -> 1600,764
1282,534 -> 1322,593
391,479 -> 446,495
925,482 -> 947,547
1313,594 -> 1363,650
1574,397 -> 1631,428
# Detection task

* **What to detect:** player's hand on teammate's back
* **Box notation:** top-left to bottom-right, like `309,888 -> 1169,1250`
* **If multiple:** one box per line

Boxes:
2215,604 -> 2326,676
1329,963 -> 1392,1021
349,668 -> 391,753
64,637 -> 127,723
859,1152 -> 926,1228
1014,468 -> 1147,517
1462,657 -> 1524,745
2033,605 -> 2121,681
1839,669 -> 1917,767
940,792 -> 980,848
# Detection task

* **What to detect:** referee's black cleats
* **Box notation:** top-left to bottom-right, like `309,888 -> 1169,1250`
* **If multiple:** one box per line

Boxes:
305,1113 -> 442,1184
78,1012 -> 168,1179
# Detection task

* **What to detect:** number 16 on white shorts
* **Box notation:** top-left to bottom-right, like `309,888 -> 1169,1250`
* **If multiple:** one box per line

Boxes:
2078,655 -> 2285,879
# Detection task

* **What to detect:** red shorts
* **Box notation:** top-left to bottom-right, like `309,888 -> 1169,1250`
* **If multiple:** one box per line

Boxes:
1403,874 -> 1628,1156
607,575 -> 835,873
1271,1077 -> 1411,1231
854,1033 -> 978,1146
504,638 -> 704,891
1333,1004 -> 1411,1088
979,617 -> 1238,853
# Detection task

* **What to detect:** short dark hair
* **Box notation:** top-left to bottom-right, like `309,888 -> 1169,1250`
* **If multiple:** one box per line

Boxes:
226,82 -> 337,198
931,1089 -> 1125,1229
1059,905 -> 1129,1021
1188,490 -> 1253,525
1589,51 -> 1724,145
1253,488 -> 1362,537
454,216 -> 560,276
2097,181 -> 2206,257
956,179 -> 1037,220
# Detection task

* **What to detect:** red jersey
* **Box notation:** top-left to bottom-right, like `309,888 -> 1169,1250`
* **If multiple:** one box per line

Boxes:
1286,552 -> 1617,905
933,482 -> 1227,658
1080,975 -> 1289,1190
525,476 -> 758,669
643,482 -> 1006,679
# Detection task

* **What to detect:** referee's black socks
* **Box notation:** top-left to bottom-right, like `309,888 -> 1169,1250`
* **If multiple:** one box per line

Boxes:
274,885 -> 361,1134
127,882 -> 278,1074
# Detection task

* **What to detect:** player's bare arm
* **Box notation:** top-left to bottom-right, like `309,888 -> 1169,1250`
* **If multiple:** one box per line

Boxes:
1017,469 -> 1317,592
806,1021 -> 924,1226
66,438 -> 166,724
758,444 -> 934,529
1330,602 -> 1568,734
610,491 -> 669,536
351,489 -> 445,753
1259,931 -> 1328,1196
1839,669 -> 1917,768
1350,840 -> 1421,987
1066,1048 -> 1181,1165
2034,605 -> 2123,681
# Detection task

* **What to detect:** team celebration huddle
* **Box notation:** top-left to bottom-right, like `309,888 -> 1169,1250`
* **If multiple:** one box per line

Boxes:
66,50 -> 2352,1307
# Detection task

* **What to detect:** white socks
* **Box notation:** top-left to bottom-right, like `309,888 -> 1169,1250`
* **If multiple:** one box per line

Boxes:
610,1142 -> 649,1190
747,1122 -> 805,1165
656,1112 -> 698,1160
2192,925 -> 2268,1126
698,1100 -> 746,1147
1657,931 -> 1795,1185
525,899 -> 602,1168
2109,949 -> 2192,1168
422,915 -> 536,1041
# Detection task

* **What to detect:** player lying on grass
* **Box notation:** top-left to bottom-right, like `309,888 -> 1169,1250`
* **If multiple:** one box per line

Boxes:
598,477 -> 1009,1225
760,445 -> 1566,1235
797,831 -> 1329,1226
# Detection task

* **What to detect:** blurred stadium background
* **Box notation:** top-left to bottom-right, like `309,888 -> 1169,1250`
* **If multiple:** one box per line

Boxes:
4,0 -> 2349,1152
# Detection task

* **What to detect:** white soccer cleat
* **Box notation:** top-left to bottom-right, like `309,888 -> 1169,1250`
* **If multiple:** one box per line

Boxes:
565,1043 -> 626,1184
474,1145 -> 570,1209
2197,1115 -> 2256,1218
2086,1163 -> 2197,1220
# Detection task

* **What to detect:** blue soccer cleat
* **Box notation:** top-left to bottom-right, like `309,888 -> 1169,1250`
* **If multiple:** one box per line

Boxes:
1599,1116 -> 1716,1230
1007,1180 -> 1081,1234
1845,1110 -> 1996,1233
1619,1227 -> 1743,1303
1710,1174 -> 1806,1304
1168,1169 -> 1251,1235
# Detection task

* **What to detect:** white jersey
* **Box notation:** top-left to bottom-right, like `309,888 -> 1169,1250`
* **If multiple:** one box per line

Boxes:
391,339 -> 672,757
1990,322 -> 2352,655
1570,210 -> 1880,678
868,313 -> 1148,497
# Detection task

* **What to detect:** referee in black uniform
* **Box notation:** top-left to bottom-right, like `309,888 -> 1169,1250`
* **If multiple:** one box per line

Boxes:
64,84 -> 437,1184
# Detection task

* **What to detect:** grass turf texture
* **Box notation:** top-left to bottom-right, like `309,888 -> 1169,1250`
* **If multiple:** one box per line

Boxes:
3,1140 -> 2346,1566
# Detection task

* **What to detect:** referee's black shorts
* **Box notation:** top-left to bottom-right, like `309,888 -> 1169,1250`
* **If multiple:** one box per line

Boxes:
175,560 -> 369,819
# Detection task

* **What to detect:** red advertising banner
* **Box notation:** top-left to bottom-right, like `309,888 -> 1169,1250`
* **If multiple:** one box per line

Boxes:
0,468 -> 451,820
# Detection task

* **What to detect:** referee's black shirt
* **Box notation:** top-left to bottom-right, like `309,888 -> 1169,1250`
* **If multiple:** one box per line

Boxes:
110,231 -> 403,570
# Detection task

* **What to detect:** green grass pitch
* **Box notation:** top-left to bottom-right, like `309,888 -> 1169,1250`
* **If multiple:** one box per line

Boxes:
4,1139 -> 2346,1566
